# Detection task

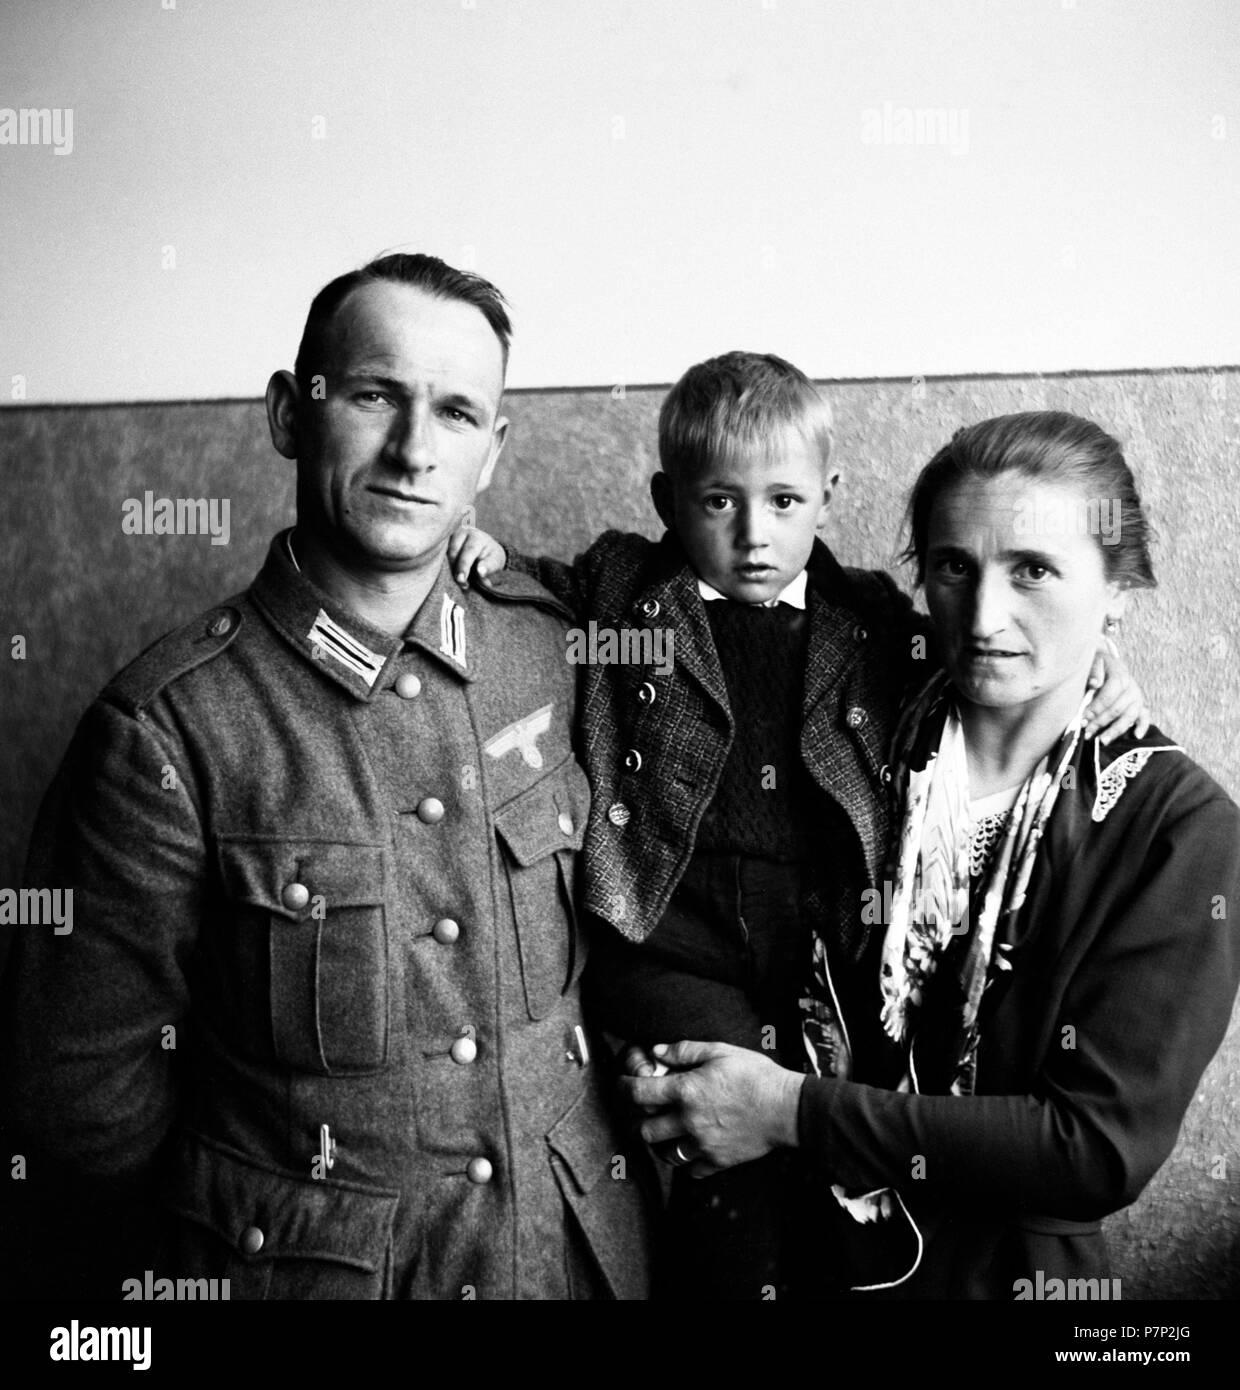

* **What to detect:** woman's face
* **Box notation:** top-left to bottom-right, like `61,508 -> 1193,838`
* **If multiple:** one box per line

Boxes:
925,474 -> 1125,719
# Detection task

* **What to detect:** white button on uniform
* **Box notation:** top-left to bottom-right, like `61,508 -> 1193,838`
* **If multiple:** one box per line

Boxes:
417,797 -> 445,824
395,673 -> 422,699
282,882 -> 310,911
432,918 -> 460,944
450,1034 -> 478,1065
608,802 -> 631,827
557,812 -> 574,835
466,1157 -> 493,1185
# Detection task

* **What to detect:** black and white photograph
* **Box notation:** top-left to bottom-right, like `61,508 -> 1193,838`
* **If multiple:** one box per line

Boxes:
0,0 -> 1236,1370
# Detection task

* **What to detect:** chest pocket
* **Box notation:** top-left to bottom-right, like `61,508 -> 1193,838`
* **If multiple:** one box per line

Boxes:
493,757 -> 590,1021
217,838 -> 389,1075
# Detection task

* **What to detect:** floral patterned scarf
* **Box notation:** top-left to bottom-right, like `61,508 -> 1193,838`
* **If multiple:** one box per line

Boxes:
802,670 -> 1090,1095
798,671 -> 1094,1280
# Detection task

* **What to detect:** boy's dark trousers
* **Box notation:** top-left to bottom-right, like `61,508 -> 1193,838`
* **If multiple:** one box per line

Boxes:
588,851 -> 825,1299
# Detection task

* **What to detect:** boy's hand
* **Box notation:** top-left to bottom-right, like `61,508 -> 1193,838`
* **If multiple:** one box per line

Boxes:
447,510 -> 507,588
1085,635 -> 1151,744
620,1044 -> 670,1118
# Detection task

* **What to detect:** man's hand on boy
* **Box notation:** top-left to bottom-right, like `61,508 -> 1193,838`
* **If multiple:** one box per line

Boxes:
1085,635 -> 1151,744
447,510 -> 507,588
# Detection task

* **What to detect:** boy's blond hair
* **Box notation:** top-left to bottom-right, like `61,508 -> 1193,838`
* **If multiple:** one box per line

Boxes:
657,351 -> 834,480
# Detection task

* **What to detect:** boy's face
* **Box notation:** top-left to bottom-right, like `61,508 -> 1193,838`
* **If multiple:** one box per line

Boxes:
652,423 -> 836,604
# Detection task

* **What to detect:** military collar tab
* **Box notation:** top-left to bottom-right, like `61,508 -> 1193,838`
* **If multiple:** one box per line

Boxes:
399,563 -> 475,681
250,532 -> 403,701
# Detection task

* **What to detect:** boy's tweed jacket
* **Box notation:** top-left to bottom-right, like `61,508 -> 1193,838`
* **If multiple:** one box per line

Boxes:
0,532 -> 654,1301
509,530 -> 929,957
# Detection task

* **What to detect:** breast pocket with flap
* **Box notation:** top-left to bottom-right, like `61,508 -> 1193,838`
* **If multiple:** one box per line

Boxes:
493,757 -> 590,1021
216,837 -> 390,1075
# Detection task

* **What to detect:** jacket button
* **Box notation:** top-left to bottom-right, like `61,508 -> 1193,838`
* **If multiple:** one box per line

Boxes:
207,612 -> 233,638
395,673 -> 422,699
450,1033 -> 478,1065
845,707 -> 866,729
466,1157 -> 493,1185
432,917 -> 460,944
637,681 -> 656,705
557,811 -> 574,836
639,598 -> 661,619
239,1226 -> 265,1256
608,802 -> 631,827
623,749 -> 643,773
854,625 -> 868,642
282,882 -> 310,911
417,797 -> 445,824
880,764 -> 892,785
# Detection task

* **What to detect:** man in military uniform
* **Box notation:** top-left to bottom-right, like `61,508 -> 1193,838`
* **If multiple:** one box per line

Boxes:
0,254 -> 653,1299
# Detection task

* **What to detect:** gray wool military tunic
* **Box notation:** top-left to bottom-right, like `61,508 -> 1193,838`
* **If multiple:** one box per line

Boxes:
2,533 -> 652,1300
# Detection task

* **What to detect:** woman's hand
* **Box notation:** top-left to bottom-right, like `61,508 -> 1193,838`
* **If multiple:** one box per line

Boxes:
447,514 -> 507,588
1084,635 -> 1151,743
620,1040 -> 805,1176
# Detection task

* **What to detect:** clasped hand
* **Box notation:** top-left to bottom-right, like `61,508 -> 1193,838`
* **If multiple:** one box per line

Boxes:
619,1040 -> 804,1177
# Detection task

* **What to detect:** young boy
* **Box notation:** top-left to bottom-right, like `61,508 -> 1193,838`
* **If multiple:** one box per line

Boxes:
451,351 -> 1141,1298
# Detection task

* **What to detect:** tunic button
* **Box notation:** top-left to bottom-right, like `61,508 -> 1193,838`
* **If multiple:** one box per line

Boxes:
282,882 -> 310,911
395,673 -> 422,699
417,797 -> 445,824
450,1034 -> 478,1065
239,1226 -> 265,1256
640,598 -> 661,619
637,681 -> 656,705
207,612 -> 232,638
466,1157 -> 493,1185
854,625 -> 868,642
557,811 -> 574,836
432,917 -> 460,944
845,707 -> 866,729
608,802 -> 631,827
880,764 -> 893,785
623,749 -> 643,773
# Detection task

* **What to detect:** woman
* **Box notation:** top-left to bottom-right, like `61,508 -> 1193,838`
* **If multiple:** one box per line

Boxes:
625,411 -> 1240,1298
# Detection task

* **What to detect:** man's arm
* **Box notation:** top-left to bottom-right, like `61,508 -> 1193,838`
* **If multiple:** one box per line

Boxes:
0,698 -> 204,1296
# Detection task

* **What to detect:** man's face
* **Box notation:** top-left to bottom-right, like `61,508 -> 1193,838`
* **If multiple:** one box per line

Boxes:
654,423 -> 834,603
288,280 -> 507,580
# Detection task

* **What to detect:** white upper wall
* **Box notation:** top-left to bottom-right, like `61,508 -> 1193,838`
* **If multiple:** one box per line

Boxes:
1,0 -> 1236,403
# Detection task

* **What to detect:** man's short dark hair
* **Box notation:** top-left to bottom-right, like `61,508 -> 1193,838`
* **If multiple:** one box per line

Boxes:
294,252 -> 512,388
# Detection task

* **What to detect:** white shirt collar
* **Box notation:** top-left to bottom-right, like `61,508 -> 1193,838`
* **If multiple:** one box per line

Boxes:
696,569 -> 808,610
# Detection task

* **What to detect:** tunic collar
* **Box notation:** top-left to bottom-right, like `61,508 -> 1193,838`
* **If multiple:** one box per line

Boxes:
249,530 -> 475,700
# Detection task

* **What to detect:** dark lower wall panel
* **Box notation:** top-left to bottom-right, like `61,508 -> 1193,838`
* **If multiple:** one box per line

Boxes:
1,367 -> 1237,1298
